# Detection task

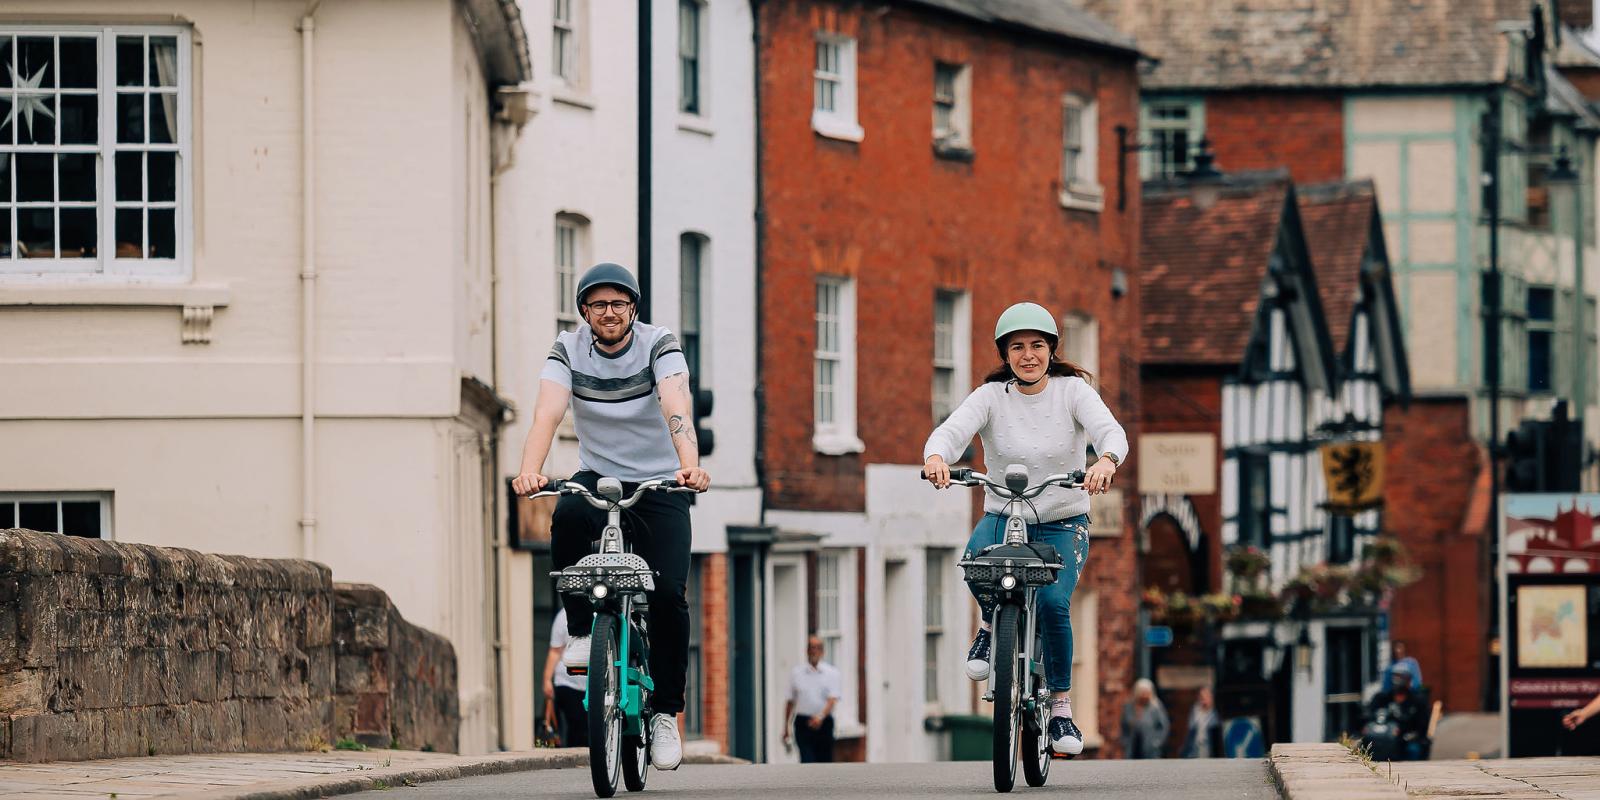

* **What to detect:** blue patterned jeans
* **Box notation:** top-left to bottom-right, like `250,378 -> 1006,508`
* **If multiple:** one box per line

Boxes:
964,512 -> 1090,692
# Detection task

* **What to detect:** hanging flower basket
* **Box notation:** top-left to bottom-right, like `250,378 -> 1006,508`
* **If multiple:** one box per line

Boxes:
1226,546 -> 1272,581
1238,591 -> 1284,620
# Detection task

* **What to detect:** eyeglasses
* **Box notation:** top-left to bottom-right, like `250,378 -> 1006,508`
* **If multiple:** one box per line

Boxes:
584,300 -> 634,315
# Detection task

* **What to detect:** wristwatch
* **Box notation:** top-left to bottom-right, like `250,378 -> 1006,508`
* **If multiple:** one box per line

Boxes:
1100,452 -> 1120,467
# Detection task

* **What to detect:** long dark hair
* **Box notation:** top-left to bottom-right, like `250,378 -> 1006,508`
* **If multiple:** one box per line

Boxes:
983,335 -> 1093,384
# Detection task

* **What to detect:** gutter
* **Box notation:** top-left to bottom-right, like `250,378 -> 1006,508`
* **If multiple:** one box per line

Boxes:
298,1 -> 323,560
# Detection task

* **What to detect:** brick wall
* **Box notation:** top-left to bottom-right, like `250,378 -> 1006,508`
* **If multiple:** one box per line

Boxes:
332,584 -> 458,753
0,530 -> 459,761
757,0 -> 1144,511
699,553 -> 729,752
1204,92 -> 1346,184
1139,369 -> 1227,585
1381,398 -> 1489,712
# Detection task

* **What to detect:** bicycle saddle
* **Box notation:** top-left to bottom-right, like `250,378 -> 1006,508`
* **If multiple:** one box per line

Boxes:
977,541 -> 1062,565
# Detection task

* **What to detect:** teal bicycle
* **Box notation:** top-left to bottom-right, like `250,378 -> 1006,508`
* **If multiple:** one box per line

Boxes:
535,477 -> 695,798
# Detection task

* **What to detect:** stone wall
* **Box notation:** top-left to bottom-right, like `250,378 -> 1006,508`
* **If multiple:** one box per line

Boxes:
333,584 -> 457,753
0,530 -> 458,762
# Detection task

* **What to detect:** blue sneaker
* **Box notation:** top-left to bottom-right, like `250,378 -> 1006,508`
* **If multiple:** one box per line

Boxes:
965,628 -> 992,681
1049,716 -> 1083,756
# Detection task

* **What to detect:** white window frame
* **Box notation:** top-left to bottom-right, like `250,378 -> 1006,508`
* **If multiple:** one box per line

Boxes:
1060,94 -> 1103,212
814,275 -> 864,454
0,491 -> 112,539
552,0 -> 577,84
812,33 -> 863,143
678,0 -> 708,118
0,25 -> 193,282
932,289 -> 970,423
815,549 -> 862,730
679,231 -> 708,385
932,62 -> 972,153
1060,311 -> 1100,384
1140,97 -> 1205,180
923,548 -> 951,709
554,212 -> 588,333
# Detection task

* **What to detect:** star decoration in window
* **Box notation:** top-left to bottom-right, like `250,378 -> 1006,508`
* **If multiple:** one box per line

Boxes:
3,62 -> 55,138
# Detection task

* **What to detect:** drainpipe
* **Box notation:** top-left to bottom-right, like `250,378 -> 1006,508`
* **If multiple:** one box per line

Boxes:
299,2 -> 323,560
750,0 -> 767,526
637,0 -> 652,319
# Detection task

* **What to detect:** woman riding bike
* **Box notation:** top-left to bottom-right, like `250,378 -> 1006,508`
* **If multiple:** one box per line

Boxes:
922,301 -> 1128,758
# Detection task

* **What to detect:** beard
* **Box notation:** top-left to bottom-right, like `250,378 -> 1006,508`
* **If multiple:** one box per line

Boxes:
591,315 -> 633,346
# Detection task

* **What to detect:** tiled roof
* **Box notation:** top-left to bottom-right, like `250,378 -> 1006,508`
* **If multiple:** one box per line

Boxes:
1141,172 -> 1291,365
1080,0 -> 1528,90
904,0 -> 1140,54
1298,181 -> 1377,355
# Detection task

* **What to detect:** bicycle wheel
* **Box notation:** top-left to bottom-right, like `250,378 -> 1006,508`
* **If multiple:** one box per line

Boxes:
991,604 -> 1021,793
1020,635 -> 1050,787
622,618 -> 650,792
588,613 -> 623,798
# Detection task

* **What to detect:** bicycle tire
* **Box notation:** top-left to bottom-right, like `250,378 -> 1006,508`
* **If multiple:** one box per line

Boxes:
992,604 -> 1021,793
588,614 -> 623,798
1020,623 -> 1050,787
622,618 -> 650,792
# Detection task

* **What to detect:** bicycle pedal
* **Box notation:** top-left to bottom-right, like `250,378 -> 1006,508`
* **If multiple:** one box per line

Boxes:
1050,751 -> 1078,760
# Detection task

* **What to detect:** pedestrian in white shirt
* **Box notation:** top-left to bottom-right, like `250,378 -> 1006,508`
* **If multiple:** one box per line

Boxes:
542,609 -> 589,747
783,635 -> 842,762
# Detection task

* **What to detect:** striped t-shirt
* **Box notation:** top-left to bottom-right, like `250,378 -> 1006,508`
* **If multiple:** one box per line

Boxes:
541,321 -> 690,482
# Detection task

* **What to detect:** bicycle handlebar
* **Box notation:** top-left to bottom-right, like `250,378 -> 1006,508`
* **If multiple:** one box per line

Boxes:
919,467 -> 1086,499
525,477 -> 699,510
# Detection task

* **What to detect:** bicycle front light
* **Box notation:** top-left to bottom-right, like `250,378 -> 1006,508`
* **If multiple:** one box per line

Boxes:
1000,574 -> 1018,590
592,583 -> 610,599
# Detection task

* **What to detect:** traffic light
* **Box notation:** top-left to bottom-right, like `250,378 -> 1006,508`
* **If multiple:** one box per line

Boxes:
693,385 -> 714,457
1505,420 -> 1549,492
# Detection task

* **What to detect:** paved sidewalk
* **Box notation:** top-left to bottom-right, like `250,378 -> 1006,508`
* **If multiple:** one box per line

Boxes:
0,743 -> 741,800
1270,743 -> 1600,800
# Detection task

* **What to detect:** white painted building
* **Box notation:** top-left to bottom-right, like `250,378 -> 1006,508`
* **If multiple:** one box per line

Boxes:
0,0 -> 534,753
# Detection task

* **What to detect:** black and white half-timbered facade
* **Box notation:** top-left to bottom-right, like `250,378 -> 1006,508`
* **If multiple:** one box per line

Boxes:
1142,173 -> 1411,746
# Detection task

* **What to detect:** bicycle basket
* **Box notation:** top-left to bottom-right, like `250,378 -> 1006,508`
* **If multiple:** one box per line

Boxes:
961,558 -> 1060,588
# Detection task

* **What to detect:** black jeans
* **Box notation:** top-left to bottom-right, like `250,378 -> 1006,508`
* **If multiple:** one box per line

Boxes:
794,715 -> 835,763
552,470 -> 693,715
554,685 -> 588,747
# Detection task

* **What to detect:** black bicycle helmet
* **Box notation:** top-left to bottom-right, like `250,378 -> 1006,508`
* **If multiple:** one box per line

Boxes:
575,262 -> 642,309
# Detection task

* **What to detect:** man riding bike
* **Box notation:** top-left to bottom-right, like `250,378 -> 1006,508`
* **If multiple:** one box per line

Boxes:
511,262 -> 711,771
923,301 -> 1128,759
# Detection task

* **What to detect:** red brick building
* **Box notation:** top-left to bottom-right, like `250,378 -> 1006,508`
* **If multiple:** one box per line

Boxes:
755,0 -> 1144,760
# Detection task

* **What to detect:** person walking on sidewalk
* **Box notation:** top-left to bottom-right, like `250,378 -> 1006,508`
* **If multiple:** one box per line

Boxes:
783,635 -> 842,763
542,608 -> 588,747
922,301 -> 1129,758
511,262 -> 711,771
1122,678 -> 1171,759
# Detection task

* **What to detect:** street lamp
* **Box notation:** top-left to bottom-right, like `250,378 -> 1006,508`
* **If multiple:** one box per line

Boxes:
1183,139 -> 1226,210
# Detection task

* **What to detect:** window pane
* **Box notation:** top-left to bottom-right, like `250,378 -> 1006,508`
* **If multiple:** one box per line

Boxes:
0,503 -> 13,529
115,207 -> 142,257
59,94 -> 98,144
19,501 -> 57,532
61,501 -> 100,538
150,93 -> 176,144
0,98 -> 10,145
149,208 -> 175,258
1528,287 -> 1555,321
59,154 -> 95,201
117,36 -> 144,87
117,93 -> 144,143
1,210 -> 11,258
149,37 -> 178,87
148,151 -> 176,201
15,95 -> 56,146
60,37 -> 98,90
0,38 -> 12,88
816,359 -> 836,424
1530,330 -> 1552,392
18,37 -> 54,88
58,208 -> 94,256
115,151 -> 142,201
16,153 -> 51,202
17,207 -> 53,256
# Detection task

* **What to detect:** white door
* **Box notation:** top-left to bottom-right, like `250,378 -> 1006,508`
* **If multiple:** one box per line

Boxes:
881,559 -> 917,761
766,555 -> 808,763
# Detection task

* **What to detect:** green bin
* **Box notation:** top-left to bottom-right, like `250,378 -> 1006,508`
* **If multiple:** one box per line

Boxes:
943,714 -> 991,761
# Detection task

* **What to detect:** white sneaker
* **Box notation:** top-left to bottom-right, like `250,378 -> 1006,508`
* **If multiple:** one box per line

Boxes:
650,713 -> 682,770
562,635 -> 591,671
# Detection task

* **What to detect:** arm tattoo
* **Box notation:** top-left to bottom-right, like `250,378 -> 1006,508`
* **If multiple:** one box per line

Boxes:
668,414 -> 698,445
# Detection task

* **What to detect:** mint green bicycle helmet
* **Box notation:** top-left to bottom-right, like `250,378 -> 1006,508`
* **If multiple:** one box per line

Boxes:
993,302 -> 1059,354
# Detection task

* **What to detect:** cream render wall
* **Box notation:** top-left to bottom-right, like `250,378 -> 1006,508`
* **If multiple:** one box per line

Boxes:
0,0 -> 525,752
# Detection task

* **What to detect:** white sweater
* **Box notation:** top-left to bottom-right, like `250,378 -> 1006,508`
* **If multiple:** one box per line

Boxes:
922,376 -> 1130,523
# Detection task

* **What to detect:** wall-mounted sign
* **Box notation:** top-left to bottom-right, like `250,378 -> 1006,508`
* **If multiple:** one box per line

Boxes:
1320,441 -> 1385,513
1137,434 -> 1217,495
1090,489 -> 1124,538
